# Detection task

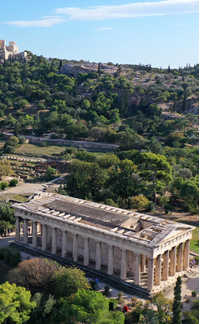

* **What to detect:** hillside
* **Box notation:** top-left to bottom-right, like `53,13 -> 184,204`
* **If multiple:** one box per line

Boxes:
0,53 -> 198,149
0,53 -> 198,215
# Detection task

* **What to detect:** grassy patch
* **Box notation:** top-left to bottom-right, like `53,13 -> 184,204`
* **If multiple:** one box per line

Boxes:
190,227 -> 199,254
15,143 -> 66,158
0,193 -> 28,202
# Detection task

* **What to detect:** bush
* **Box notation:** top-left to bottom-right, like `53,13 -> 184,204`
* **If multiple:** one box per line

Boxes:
129,194 -> 150,211
0,182 -> 9,190
0,247 -> 21,266
9,179 -> 18,187
192,291 -> 197,297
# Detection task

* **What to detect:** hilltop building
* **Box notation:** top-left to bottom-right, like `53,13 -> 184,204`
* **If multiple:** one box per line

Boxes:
13,192 -> 194,295
0,40 -> 28,62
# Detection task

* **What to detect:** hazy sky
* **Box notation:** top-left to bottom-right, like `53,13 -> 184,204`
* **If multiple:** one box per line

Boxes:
0,0 -> 198,67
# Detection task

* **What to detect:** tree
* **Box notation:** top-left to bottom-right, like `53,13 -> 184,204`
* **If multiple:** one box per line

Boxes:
0,203 -> 15,236
54,288 -> 125,324
108,159 -> 139,199
152,292 -> 172,324
9,179 -> 18,187
50,267 -> 90,298
129,194 -> 150,211
137,152 -> 172,202
8,258 -> 61,293
44,167 -> 57,181
172,276 -> 182,324
0,281 -> 36,324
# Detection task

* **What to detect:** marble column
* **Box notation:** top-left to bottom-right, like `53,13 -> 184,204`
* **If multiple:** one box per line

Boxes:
15,216 -> 20,241
176,243 -> 183,272
32,221 -> 37,247
95,242 -> 101,270
183,240 -> 190,270
155,254 -> 161,285
84,237 -> 89,266
42,224 -> 47,251
120,249 -> 127,280
134,254 -> 140,285
51,227 -> 57,254
108,245 -> 113,275
73,233 -> 78,262
169,247 -> 176,276
162,250 -> 169,281
147,258 -> 154,291
141,255 -> 145,273
61,231 -> 67,258
23,219 -> 28,243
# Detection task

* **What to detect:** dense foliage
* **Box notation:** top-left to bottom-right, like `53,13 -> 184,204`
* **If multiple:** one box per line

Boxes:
0,202 -> 15,236
0,55 -> 198,148
59,147 -> 198,213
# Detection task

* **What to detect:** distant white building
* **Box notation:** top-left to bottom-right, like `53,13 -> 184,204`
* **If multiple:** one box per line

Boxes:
0,40 -> 28,62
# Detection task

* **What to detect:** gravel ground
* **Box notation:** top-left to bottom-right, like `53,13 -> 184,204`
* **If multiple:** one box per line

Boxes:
0,183 -> 44,196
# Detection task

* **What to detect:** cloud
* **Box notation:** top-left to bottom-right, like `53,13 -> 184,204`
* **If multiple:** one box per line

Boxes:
56,0 -> 198,20
5,16 -> 65,27
97,27 -> 113,31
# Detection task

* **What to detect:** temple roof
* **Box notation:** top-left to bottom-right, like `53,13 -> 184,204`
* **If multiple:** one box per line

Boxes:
13,192 -> 194,247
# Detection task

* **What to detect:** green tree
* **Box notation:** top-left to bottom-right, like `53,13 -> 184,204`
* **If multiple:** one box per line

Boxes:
172,277 -> 182,324
50,267 -> 90,298
54,288 -> 125,324
138,152 -> 172,202
0,281 -> 36,324
44,167 -> 57,181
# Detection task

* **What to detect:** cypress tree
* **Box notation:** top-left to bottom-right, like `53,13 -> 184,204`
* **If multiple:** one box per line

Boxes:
172,276 -> 182,324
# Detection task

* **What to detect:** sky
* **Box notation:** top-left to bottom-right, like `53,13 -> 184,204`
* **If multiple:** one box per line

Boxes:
0,0 -> 198,67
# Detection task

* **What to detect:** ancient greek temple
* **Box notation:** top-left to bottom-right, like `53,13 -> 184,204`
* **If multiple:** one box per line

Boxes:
13,192 -> 194,294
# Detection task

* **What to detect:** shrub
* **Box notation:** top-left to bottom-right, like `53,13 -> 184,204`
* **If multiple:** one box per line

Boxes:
0,182 -> 9,190
0,247 -> 21,266
9,179 -> 18,187
192,291 -> 197,297
129,194 -> 150,211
